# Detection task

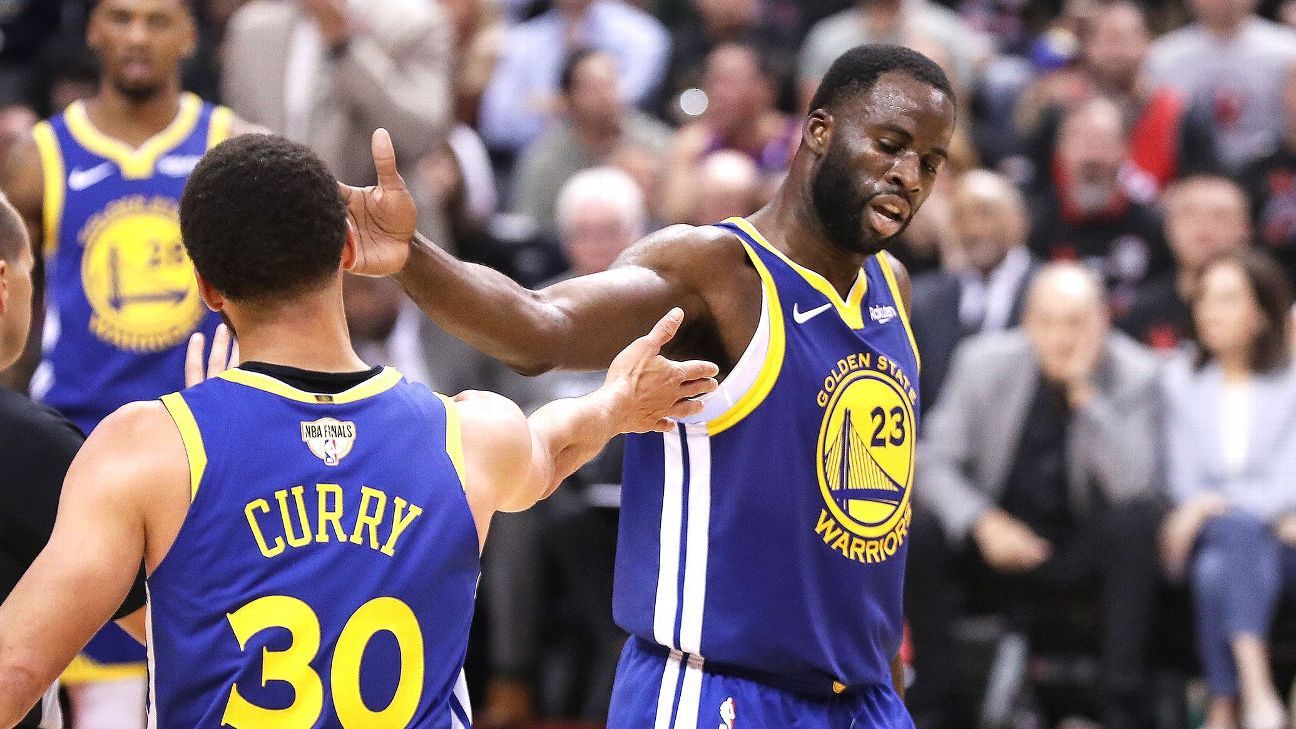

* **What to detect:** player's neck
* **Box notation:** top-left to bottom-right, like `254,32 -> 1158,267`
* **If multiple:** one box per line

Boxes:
228,299 -> 369,374
748,191 -> 869,298
84,82 -> 185,147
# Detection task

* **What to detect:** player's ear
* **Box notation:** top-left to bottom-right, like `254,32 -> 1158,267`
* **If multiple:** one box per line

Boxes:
340,223 -> 358,272
194,271 -> 224,312
804,110 -> 832,156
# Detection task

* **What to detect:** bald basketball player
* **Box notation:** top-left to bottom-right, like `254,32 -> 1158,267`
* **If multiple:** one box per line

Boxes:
343,44 -> 956,728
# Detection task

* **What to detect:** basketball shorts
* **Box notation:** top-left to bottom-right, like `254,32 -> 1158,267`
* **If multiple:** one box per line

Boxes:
608,638 -> 915,729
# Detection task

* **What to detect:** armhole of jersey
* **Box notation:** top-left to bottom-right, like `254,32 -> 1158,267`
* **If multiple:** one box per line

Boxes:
206,106 -> 234,149
435,393 -> 468,492
877,251 -> 922,374
160,393 -> 207,502
31,122 -> 63,258
704,239 -> 786,437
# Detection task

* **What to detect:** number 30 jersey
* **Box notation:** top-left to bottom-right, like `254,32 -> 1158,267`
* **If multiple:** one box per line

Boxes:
615,217 -> 922,696
31,93 -> 226,434
146,367 -> 479,728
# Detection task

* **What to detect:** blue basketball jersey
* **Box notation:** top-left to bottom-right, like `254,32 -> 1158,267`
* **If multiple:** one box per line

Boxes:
31,93 -> 228,434
147,367 -> 479,728
614,217 -> 921,696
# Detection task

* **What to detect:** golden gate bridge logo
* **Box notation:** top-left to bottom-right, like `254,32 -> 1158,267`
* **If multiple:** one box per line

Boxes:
822,408 -> 906,526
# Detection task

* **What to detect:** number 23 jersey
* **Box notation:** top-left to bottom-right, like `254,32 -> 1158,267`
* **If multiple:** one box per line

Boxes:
615,217 -> 921,694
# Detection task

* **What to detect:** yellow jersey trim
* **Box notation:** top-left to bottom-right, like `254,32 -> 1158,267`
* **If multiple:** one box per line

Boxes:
61,654 -> 147,684
206,106 -> 234,149
725,217 -> 867,330
877,250 -> 922,374
160,393 -> 206,501
706,238 -> 786,437
64,93 -> 203,179
31,121 -> 64,257
434,393 -> 468,491
217,366 -> 403,404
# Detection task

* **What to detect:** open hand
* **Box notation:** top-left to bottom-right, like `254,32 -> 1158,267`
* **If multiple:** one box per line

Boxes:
184,323 -> 238,388
339,129 -> 418,277
974,509 -> 1052,573
603,308 -> 719,433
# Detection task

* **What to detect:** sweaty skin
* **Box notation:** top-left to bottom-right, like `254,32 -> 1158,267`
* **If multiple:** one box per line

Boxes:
342,71 -> 957,693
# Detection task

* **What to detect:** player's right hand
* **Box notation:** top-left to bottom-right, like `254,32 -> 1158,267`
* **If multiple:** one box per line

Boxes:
184,323 -> 239,388
604,308 -> 720,433
340,128 -> 418,277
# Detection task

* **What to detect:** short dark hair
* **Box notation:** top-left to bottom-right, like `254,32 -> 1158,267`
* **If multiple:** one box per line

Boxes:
560,48 -> 611,95
180,134 -> 347,303
808,44 -> 954,114
0,195 -> 28,261
1192,249 -> 1294,373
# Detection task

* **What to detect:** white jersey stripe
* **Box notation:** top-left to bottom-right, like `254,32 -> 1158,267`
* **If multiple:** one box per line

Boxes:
672,656 -> 705,729
453,669 -> 472,723
678,427 -> 711,655
653,426 -> 685,648
145,588 -> 157,729
653,649 -> 685,729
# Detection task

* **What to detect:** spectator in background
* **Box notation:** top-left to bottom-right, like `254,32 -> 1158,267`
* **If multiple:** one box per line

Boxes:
660,42 -> 795,223
657,0 -> 800,120
908,263 -> 1163,729
0,108 -> 36,165
690,150 -> 761,225
1119,175 -> 1251,352
910,169 -> 1038,411
0,0 -> 78,105
797,0 -> 990,107
442,0 -> 505,125
478,0 -> 669,155
1160,250 -> 1296,729
221,0 -> 453,233
1242,62 -> 1296,281
1144,0 -> 1296,172
1028,96 -> 1170,317
26,38 -> 98,118
1016,0 -> 1220,201
481,167 -> 645,729
511,49 -> 670,234
342,274 -> 435,387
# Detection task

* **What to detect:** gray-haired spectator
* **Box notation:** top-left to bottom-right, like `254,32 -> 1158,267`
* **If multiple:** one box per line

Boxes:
689,150 -> 761,226
908,262 -> 1164,729
478,0 -> 669,154
511,49 -> 669,234
1143,0 -> 1296,171
1160,249 -> 1296,729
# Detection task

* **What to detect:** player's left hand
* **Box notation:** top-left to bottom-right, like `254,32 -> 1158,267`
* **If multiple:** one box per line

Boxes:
184,323 -> 239,388
341,129 -> 418,277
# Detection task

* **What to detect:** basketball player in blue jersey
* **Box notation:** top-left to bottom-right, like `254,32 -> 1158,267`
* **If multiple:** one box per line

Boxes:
342,44 -> 956,727
0,132 -> 718,728
0,0 -> 257,717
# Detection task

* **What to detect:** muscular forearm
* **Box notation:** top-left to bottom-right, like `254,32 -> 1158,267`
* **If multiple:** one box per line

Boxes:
522,389 -> 621,508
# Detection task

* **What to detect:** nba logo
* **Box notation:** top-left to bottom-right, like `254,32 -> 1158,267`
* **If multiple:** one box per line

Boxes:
719,697 -> 736,729
301,418 -> 357,466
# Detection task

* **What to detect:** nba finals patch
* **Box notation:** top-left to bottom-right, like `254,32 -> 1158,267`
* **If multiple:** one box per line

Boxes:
78,195 -> 205,351
301,418 -> 357,466
813,352 -> 917,564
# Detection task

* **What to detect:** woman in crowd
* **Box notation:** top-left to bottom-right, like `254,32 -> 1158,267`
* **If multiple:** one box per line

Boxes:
1162,249 -> 1296,729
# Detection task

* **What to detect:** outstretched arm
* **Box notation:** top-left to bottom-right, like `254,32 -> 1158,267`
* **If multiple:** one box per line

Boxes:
341,130 -> 708,374
0,403 -> 185,724
455,310 -> 718,540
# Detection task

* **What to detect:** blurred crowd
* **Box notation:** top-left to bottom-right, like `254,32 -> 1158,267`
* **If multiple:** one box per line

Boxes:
3,0 -> 1296,727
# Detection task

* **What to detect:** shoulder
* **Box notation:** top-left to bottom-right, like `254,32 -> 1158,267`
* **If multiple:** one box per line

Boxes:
910,271 -> 959,310
225,0 -> 295,36
358,0 -> 448,46
954,329 -> 1032,367
1147,27 -> 1202,63
1104,332 -> 1163,387
67,401 -> 187,499
450,390 -> 530,455
1,131 -> 45,215
1244,17 -> 1296,47
615,223 -> 751,279
595,0 -> 667,36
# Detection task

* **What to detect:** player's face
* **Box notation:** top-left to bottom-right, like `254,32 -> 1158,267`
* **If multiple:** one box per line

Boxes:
810,72 -> 955,256
88,0 -> 195,101
0,231 -> 34,373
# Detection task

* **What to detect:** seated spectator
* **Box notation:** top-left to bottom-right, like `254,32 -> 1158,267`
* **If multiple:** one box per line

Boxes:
1160,250 -> 1296,729
478,0 -> 669,154
689,150 -> 761,225
1016,0 -> 1220,200
661,41 -> 797,223
442,0 -> 506,125
908,263 -> 1163,729
657,0 -> 800,119
480,167 -> 645,728
910,169 -> 1039,411
796,0 -> 990,107
511,49 -> 670,233
1119,175 -> 1251,352
1143,0 -> 1296,172
1242,61 -> 1296,281
342,274 -> 435,387
1028,96 -> 1171,317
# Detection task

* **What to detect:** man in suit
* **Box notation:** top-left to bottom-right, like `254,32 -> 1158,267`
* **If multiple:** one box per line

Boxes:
910,168 -> 1037,411
221,0 -> 452,232
905,263 -> 1164,729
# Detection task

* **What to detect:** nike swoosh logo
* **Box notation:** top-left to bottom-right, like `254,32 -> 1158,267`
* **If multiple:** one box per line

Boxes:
67,162 -> 114,191
157,154 -> 203,177
792,302 -> 833,324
